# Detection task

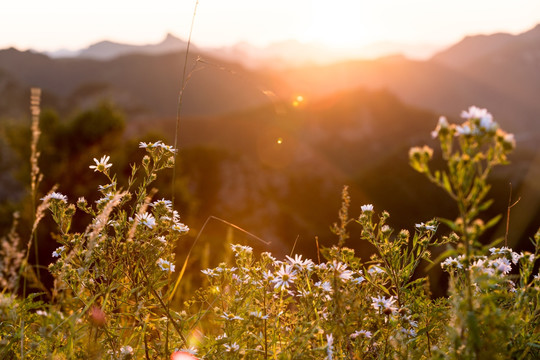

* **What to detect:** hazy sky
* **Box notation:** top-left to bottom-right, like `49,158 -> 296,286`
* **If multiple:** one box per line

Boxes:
3,0 -> 540,52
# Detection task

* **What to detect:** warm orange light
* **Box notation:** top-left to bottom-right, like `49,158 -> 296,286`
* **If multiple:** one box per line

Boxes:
292,95 -> 304,107
276,137 -> 283,144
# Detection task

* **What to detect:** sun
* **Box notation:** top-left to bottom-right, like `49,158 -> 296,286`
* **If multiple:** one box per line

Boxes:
299,1 -> 383,49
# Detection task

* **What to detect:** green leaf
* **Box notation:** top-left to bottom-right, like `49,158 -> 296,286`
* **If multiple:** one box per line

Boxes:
485,214 -> 502,230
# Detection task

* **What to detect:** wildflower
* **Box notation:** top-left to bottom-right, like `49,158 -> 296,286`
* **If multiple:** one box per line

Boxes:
286,254 -> 315,271
351,329 -> 372,339
361,204 -> 373,213
89,306 -> 107,326
415,222 -> 436,231
120,345 -> 134,355
441,257 -> 463,271
151,198 -> 173,210
223,342 -> 240,352
368,266 -> 385,276
315,281 -> 333,293
249,311 -> 269,320
98,182 -> 116,191
489,247 -> 512,255
371,295 -> 398,315
351,275 -> 365,284
136,212 -> 156,229
490,258 -> 512,274
89,155 -> 112,172
502,132 -> 516,150
272,264 -> 297,290
431,116 -> 450,138
400,328 -> 417,337
221,312 -> 244,321
456,124 -> 472,136
231,244 -> 253,255
329,260 -> 353,281
461,106 -> 491,120
326,334 -> 334,360
52,246 -> 66,258
157,258 -> 175,272
172,222 -> 189,234
41,192 -> 67,203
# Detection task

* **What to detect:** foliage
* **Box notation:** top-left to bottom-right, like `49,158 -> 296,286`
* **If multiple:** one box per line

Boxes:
1,104 -> 539,359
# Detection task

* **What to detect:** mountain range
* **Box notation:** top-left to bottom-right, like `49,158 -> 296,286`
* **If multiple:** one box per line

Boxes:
1,24 -> 539,260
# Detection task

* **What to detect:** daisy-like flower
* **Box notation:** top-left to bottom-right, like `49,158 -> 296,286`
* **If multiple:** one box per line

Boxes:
431,116 -> 450,138
368,266 -> 385,276
223,342 -> 240,352
151,198 -> 173,210
329,260 -> 353,281
371,295 -> 398,315
415,222 -> 437,231
361,204 -> 374,213
89,155 -> 112,173
461,106 -> 491,120
490,258 -> 512,275
136,212 -> 156,229
231,244 -> 253,255
456,124 -> 472,136
157,258 -> 175,272
172,222 -> 189,234
249,311 -> 269,320
120,345 -> 134,355
441,257 -> 463,271
315,281 -> 333,293
489,246 -> 512,255
286,254 -> 314,271
272,264 -> 297,290
41,192 -> 67,203
52,246 -> 66,258
351,330 -> 372,339
221,312 -> 244,321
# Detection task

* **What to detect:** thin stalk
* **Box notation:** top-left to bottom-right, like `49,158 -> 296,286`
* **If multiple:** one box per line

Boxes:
171,0 -> 199,207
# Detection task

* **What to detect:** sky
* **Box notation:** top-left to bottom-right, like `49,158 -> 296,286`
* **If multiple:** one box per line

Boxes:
3,0 -> 540,53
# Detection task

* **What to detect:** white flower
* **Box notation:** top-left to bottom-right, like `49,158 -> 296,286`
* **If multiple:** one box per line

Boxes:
120,345 -> 133,355
490,258 -> 512,275
223,342 -> 240,352
401,328 -> 417,337
415,222 -> 436,231
351,329 -> 372,339
441,257 -> 463,271
136,212 -> 156,229
361,204 -> 373,213
431,116 -> 450,138
351,275 -> 365,284
456,124 -> 472,136
172,222 -> 189,234
489,246 -> 512,255
503,133 -> 516,149
272,264 -> 297,290
41,192 -> 67,203
52,246 -> 66,258
286,254 -> 314,271
368,266 -> 385,276
371,295 -> 398,315
315,281 -> 333,293
150,198 -> 173,210
156,258 -> 175,272
231,244 -> 253,255
89,155 -> 112,172
329,260 -> 353,281
461,106 -> 491,120
221,312 -> 244,321
249,311 -> 269,320
326,334 -> 334,360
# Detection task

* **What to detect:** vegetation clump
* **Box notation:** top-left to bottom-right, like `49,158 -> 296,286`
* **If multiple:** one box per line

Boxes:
0,95 -> 539,359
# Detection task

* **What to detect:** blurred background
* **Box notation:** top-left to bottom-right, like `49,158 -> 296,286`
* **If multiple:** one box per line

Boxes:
1,1 -> 540,295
